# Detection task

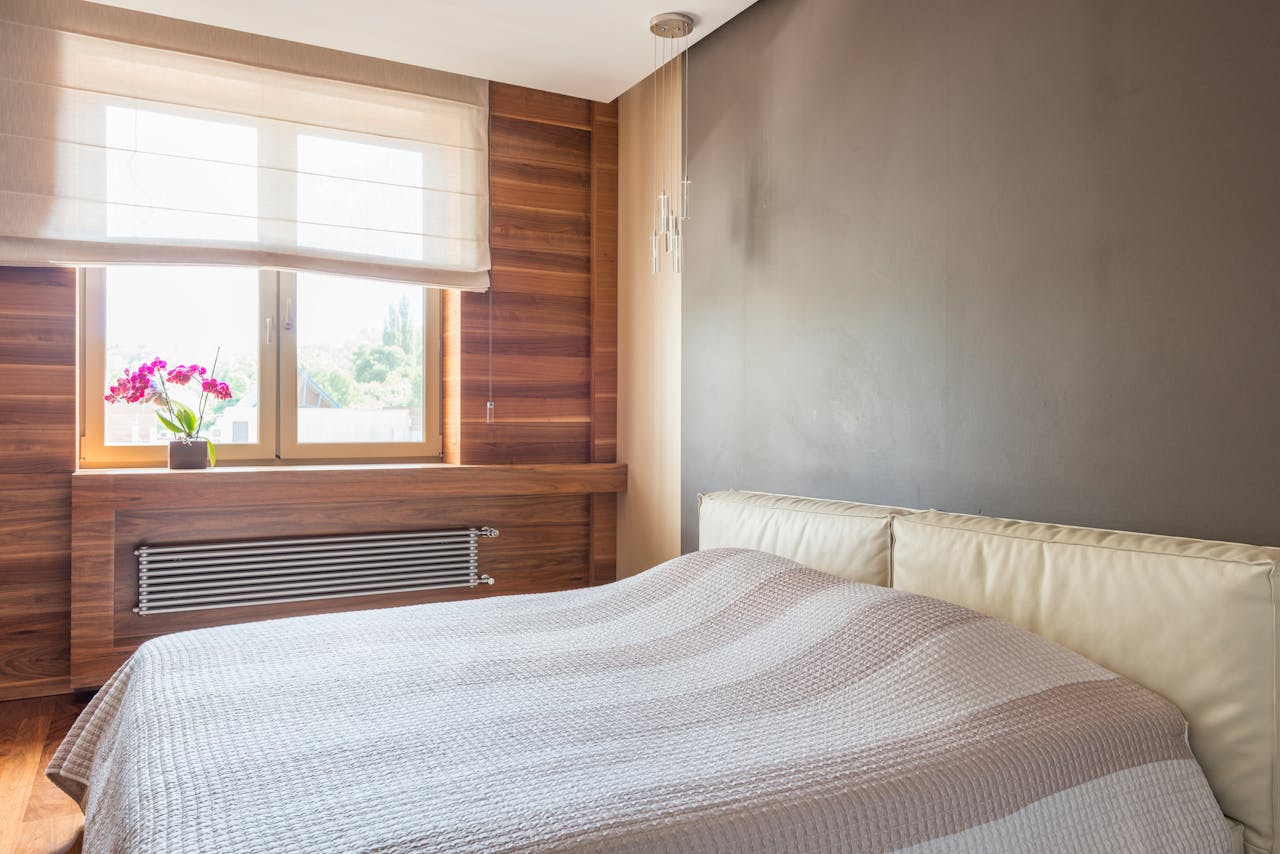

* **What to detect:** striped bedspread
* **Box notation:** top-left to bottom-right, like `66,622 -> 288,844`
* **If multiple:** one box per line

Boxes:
50,548 -> 1229,853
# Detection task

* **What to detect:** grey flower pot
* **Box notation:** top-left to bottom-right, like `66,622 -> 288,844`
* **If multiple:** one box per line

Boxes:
168,439 -> 210,470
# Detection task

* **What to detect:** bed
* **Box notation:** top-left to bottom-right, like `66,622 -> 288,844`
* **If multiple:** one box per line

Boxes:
50,490 -> 1278,853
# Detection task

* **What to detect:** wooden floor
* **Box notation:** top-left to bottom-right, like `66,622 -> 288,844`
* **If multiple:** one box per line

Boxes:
0,695 -> 88,854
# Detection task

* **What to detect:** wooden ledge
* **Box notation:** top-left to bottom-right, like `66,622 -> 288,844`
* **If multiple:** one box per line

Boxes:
72,463 -> 628,505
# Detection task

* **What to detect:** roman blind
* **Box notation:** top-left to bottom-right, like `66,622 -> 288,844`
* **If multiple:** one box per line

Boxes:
0,0 -> 491,290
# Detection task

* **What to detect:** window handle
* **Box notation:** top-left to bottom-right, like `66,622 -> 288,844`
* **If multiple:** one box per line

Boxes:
265,316 -> 274,345
284,297 -> 295,331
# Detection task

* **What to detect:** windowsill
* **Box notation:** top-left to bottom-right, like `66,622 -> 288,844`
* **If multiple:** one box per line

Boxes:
75,461 -> 455,476
72,460 -> 629,497
73,460 -> 627,480
76,456 -> 448,473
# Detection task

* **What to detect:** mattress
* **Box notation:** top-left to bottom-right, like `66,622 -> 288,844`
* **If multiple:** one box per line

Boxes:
50,548 -> 1230,853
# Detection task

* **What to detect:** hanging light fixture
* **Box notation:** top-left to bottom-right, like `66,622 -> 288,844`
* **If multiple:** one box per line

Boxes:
649,12 -> 693,275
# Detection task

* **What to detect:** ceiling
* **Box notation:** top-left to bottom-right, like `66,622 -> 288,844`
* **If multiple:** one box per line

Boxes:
89,0 -> 758,102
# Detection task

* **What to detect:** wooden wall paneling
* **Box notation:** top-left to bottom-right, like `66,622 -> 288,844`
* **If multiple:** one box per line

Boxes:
480,267 -> 590,300
590,100 -> 619,466
491,205 -> 590,255
589,493 -> 618,586
68,487 -> 116,693
491,159 -> 591,213
70,463 -> 626,687
490,83 -> 593,130
0,267 -> 75,700
490,115 -> 593,167
466,353 -> 590,412
464,291 -> 590,358
459,424 -> 593,466
491,246 -> 591,277
449,82 -> 607,466
589,100 -> 621,585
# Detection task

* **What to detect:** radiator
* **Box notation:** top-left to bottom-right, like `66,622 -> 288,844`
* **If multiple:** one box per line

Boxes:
135,528 -> 499,615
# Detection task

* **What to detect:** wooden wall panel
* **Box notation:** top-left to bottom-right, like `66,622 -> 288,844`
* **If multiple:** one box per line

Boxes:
490,84 -> 592,129
492,205 -> 590,255
490,116 -> 592,168
71,464 -> 626,687
458,424 -> 593,466
447,82 -> 619,473
590,493 -> 618,586
464,292 -> 589,358
590,100 -> 620,468
0,267 -> 75,700
492,246 -> 591,277
587,100 -> 620,585
491,159 -> 591,213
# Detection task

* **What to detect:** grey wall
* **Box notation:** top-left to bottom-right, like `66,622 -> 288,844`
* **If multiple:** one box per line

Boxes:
683,0 -> 1280,550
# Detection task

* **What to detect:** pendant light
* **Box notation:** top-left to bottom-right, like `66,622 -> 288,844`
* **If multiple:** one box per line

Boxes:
649,12 -> 693,275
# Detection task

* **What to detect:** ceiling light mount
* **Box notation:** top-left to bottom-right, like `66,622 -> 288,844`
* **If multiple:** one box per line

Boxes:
649,12 -> 693,275
649,12 -> 694,39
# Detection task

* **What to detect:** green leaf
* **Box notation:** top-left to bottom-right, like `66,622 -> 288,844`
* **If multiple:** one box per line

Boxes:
207,440 -> 217,467
171,401 -> 198,433
156,413 -> 184,435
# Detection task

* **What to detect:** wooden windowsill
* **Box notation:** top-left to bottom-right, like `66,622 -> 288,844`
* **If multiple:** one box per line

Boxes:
76,454 -> 449,472
76,461 -> 459,476
72,461 -> 629,499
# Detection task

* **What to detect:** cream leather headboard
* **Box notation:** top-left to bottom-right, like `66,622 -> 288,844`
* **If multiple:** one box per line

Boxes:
893,510 -> 1279,854
698,491 -> 911,585
697,492 -> 1277,852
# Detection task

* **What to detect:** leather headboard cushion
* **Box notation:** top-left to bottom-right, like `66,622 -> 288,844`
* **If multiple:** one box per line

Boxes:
697,490 -> 912,585
892,510 -> 1280,854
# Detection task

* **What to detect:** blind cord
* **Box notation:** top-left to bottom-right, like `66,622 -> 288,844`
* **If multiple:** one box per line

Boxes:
486,284 -> 494,424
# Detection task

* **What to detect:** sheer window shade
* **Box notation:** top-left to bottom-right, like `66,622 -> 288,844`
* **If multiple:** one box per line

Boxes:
0,8 -> 491,290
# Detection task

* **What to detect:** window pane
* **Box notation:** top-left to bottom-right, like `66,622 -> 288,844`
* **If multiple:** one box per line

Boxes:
102,267 -> 260,446
105,106 -> 258,242
294,273 -> 426,444
296,134 -> 423,260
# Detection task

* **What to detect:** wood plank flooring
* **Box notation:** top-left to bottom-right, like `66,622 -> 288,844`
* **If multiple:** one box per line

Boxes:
0,694 -> 88,854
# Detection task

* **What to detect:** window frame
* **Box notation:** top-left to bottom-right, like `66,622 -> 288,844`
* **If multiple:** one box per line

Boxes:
277,271 -> 443,461
79,268 -> 443,468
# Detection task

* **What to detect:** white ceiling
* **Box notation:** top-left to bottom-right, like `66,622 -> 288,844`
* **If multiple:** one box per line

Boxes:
89,0 -> 757,102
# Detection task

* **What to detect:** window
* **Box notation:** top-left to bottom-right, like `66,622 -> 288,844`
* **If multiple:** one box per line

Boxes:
283,273 -> 435,456
5,19 -> 490,289
103,105 -> 260,244
81,266 -> 442,466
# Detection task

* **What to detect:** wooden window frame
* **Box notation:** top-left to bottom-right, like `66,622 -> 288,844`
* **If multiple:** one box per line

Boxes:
79,268 -> 443,468
277,271 -> 443,461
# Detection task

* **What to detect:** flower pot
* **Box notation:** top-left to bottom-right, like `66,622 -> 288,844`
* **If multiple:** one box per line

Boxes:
168,439 -> 210,470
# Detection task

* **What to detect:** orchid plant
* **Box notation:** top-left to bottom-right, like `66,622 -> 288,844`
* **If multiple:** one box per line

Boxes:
104,351 -> 233,465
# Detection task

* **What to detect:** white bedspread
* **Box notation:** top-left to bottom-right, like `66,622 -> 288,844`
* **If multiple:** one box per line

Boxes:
50,548 -> 1230,853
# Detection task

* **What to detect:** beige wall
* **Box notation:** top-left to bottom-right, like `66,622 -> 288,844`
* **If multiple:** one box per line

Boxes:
617,68 -> 682,577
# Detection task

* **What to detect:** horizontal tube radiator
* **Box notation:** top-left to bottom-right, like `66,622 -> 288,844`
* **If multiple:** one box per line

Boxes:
135,528 -> 499,615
